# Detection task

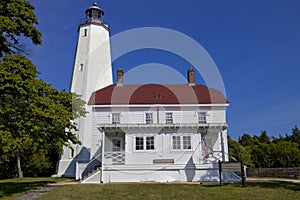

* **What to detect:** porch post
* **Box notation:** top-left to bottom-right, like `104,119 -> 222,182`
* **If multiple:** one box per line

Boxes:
101,131 -> 105,183
220,127 -> 225,162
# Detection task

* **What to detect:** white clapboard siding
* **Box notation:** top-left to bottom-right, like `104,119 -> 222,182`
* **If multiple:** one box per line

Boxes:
207,110 -> 226,123
93,106 -> 226,125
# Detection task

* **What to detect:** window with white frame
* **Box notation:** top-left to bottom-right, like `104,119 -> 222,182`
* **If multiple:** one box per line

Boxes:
135,137 -> 144,150
172,135 -> 192,150
172,136 -> 181,150
183,136 -> 192,149
112,113 -> 120,124
146,136 -> 154,150
165,112 -> 173,124
145,113 -> 153,124
198,112 -> 207,123
135,136 -> 155,151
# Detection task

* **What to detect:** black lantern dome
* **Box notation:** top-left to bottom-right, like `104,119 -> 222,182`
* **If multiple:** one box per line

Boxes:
85,3 -> 104,24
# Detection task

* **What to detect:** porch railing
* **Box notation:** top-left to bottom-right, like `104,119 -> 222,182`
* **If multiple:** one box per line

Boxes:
104,151 -> 125,165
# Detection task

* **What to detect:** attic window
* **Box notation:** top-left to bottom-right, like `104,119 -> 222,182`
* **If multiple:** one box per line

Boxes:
155,94 -> 161,99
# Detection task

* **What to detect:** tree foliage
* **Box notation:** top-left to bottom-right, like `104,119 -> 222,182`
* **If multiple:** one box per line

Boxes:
0,0 -> 42,56
229,129 -> 300,169
0,55 -> 85,178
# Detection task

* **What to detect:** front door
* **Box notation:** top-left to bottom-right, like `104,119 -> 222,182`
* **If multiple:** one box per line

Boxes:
112,138 -> 121,151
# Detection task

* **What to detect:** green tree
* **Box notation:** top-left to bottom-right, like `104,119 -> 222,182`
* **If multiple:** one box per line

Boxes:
259,130 -> 270,143
238,133 -> 254,146
228,136 -> 253,167
0,55 -> 85,178
271,141 -> 300,167
251,142 -> 273,168
0,0 -> 42,56
290,126 -> 300,147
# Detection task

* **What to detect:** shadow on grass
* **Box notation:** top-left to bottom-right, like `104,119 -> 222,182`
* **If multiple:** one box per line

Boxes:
200,181 -> 300,191
245,181 -> 300,191
0,181 -> 53,198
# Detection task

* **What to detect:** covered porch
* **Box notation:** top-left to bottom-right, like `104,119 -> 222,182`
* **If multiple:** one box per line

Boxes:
103,131 -> 126,165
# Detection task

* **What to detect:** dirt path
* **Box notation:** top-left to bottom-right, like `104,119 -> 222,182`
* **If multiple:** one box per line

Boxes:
13,180 -> 79,200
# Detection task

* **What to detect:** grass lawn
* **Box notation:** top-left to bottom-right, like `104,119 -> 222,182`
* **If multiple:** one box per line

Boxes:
39,181 -> 300,200
0,177 -> 69,200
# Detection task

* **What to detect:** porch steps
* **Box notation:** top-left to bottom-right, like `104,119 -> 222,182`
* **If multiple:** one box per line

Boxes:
81,167 -> 102,184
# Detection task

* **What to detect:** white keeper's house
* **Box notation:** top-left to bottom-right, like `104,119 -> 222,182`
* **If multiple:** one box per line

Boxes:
55,3 -> 236,183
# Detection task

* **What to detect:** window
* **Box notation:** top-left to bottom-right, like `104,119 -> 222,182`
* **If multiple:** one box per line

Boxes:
135,136 -> 155,151
183,136 -> 192,149
165,112 -> 173,124
172,135 -> 192,150
70,147 -> 74,158
112,113 -> 120,124
172,136 -> 181,150
198,112 -> 207,123
145,113 -> 153,124
79,64 -> 84,71
146,136 -> 154,150
83,29 -> 87,37
135,137 -> 144,150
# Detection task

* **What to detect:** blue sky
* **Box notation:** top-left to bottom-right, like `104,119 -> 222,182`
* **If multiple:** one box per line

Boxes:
27,0 -> 300,140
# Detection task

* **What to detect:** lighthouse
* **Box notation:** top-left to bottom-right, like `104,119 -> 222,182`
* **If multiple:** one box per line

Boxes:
71,2 -> 113,101
56,2 -> 113,177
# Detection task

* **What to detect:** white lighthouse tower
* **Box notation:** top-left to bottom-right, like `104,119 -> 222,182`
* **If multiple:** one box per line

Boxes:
56,2 -> 113,177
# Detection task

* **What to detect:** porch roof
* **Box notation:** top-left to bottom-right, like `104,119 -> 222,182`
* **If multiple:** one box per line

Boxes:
98,123 -> 228,131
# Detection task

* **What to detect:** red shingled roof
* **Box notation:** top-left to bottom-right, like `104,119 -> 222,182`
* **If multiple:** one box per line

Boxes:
88,84 -> 229,105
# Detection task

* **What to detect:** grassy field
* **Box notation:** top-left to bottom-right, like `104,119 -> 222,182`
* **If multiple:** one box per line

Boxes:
1,178 -> 299,200
0,177 -> 69,200
39,181 -> 300,200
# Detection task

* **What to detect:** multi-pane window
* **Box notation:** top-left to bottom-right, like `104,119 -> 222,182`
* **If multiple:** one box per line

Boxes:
172,136 -> 181,150
135,136 -> 155,151
172,135 -> 192,150
146,136 -> 154,150
135,137 -> 144,150
165,112 -> 173,124
112,113 -> 120,124
198,112 -> 207,123
183,136 -> 192,150
145,113 -> 153,124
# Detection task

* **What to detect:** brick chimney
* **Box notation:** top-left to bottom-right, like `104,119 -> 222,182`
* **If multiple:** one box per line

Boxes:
117,69 -> 123,86
188,68 -> 195,86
